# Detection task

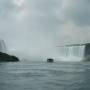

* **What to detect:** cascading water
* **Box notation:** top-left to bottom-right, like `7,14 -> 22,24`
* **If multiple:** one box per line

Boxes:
59,45 -> 85,61
0,39 -> 7,53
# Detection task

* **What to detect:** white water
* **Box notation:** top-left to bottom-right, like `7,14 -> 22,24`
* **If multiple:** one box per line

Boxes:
0,39 -> 7,53
58,45 -> 85,61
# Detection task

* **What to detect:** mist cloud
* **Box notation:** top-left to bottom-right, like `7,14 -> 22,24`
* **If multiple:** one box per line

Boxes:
0,0 -> 90,59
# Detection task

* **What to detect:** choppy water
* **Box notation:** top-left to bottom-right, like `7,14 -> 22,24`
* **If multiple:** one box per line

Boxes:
0,60 -> 90,90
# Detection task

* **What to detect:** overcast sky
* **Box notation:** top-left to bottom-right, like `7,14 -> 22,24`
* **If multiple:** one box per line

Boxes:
0,0 -> 90,58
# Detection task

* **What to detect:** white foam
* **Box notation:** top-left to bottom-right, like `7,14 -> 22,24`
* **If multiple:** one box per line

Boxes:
58,45 -> 85,61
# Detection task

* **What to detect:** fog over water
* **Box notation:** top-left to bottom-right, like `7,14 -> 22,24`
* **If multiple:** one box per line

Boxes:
0,0 -> 90,59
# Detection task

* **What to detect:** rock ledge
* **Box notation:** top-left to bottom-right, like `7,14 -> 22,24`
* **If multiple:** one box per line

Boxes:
0,52 -> 19,62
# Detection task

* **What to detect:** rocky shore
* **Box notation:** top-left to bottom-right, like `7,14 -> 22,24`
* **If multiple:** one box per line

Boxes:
0,52 -> 19,62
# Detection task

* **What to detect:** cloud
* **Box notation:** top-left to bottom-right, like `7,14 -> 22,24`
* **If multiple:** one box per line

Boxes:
13,0 -> 24,7
0,0 -> 59,58
0,0 -> 90,58
61,0 -> 90,26
54,0 -> 90,46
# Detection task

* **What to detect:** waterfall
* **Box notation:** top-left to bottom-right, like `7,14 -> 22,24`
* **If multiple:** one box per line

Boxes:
59,45 -> 85,61
0,39 -> 7,53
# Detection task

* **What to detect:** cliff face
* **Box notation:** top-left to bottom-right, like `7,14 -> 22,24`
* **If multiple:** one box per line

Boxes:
84,43 -> 90,57
0,52 -> 19,62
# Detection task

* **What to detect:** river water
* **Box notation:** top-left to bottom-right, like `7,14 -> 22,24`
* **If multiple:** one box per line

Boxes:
0,60 -> 90,90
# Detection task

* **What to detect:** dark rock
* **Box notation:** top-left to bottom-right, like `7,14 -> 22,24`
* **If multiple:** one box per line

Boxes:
47,58 -> 54,63
84,43 -> 90,58
0,52 -> 19,62
11,56 -> 19,61
83,56 -> 90,61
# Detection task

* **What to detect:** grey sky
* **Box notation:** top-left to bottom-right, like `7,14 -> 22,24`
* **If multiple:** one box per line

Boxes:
0,0 -> 90,58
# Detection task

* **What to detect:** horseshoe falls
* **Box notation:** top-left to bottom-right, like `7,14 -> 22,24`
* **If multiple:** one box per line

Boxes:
58,43 -> 90,61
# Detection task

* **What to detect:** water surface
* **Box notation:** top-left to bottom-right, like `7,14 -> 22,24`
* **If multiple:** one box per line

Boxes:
0,60 -> 90,90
